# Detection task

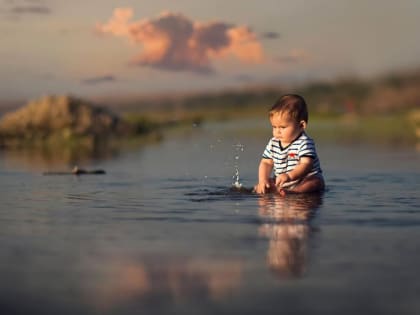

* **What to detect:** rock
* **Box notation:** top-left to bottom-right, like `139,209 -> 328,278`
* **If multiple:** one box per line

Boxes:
0,95 -> 133,147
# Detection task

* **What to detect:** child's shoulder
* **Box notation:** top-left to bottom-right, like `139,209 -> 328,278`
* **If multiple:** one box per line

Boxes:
293,132 -> 315,146
299,132 -> 315,141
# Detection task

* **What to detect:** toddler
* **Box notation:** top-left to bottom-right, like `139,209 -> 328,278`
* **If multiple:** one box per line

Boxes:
254,94 -> 324,194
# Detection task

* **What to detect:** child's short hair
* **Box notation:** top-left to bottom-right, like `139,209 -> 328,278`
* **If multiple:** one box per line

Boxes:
269,94 -> 308,123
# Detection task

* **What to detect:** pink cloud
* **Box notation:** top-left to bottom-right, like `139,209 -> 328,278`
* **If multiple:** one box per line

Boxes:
96,8 -> 265,73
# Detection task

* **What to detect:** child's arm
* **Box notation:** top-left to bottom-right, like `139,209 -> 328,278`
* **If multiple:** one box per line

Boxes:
254,158 -> 274,194
275,156 -> 314,187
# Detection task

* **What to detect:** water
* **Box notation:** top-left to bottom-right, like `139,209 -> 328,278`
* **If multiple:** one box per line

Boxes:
1,120 -> 420,315
232,142 -> 245,189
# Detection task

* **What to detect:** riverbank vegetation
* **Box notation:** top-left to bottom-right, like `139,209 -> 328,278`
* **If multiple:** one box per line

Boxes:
109,68 -> 419,117
114,68 -> 420,147
0,68 -> 419,156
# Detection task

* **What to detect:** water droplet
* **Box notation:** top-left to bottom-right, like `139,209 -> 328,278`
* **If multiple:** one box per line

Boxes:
231,143 -> 245,188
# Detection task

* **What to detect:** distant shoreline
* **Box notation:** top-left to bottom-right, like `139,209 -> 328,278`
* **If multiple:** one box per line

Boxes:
1,68 -> 419,119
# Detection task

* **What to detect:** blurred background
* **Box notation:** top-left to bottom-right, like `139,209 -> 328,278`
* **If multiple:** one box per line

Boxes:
0,0 -> 419,162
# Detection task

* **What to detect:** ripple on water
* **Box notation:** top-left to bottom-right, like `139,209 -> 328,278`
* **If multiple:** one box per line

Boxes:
322,172 -> 420,228
185,185 -> 256,202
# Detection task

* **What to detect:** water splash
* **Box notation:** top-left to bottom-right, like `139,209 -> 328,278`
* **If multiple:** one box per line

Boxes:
232,143 -> 245,189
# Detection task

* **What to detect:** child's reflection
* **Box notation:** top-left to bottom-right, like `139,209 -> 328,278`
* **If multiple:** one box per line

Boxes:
89,257 -> 243,311
258,193 -> 323,278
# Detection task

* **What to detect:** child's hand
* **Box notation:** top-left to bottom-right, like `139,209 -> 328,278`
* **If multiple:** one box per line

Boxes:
254,180 -> 271,194
275,173 -> 290,188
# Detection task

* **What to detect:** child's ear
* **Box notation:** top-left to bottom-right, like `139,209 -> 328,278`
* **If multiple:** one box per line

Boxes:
300,120 -> 307,129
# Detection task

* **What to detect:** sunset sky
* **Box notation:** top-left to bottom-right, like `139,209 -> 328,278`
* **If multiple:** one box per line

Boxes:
1,0 -> 420,101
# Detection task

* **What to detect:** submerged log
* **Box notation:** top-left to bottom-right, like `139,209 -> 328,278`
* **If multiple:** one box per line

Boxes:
43,166 -> 106,175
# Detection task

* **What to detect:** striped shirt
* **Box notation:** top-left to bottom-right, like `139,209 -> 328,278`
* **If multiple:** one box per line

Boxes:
262,132 -> 322,177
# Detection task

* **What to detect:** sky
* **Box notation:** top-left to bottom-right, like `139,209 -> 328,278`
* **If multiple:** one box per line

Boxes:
1,0 -> 420,102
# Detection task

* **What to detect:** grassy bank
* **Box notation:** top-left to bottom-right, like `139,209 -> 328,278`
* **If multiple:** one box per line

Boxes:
114,68 -> 420,147
308,113 -> 418,146
1,68 -> 419,158
124,107 -> 420,148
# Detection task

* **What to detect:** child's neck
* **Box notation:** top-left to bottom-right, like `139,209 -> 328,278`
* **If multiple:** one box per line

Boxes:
278,131 -> 304,148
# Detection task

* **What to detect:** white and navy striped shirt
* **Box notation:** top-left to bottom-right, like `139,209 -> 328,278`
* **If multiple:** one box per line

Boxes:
262,132 -> 322,177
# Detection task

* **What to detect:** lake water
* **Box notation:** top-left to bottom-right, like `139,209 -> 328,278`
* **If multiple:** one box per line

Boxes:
1,119 -> 419,315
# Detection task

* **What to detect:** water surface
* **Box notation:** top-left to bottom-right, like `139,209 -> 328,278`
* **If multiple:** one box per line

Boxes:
1,120 -> 419,314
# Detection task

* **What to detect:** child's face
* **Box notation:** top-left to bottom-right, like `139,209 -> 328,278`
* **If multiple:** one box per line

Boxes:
270,112 -> 305,145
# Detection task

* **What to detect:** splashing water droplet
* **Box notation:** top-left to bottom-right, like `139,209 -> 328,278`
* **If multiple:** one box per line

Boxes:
232,143 -> 245,188
233,168 -> 242,188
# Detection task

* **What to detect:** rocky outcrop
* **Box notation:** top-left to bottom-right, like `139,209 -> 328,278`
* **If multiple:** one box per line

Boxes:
0,95 -> 134,147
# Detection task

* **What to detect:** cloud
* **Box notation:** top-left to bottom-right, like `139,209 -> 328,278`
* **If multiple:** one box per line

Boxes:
275,49 -> 310,64
81,75 -> 116,85
96,8 -> 265,74
10,5 -> 50,14
261,31 -> 280,40
1,0 -> 51,16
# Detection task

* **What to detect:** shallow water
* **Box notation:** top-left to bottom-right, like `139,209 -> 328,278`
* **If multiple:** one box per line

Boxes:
1,120 -> 420,315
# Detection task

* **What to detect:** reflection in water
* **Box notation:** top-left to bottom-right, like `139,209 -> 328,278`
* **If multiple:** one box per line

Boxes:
1,142 -> 118,171
0,135 -> 162,171
258,193 -> 323,279
88,256 -> 243,311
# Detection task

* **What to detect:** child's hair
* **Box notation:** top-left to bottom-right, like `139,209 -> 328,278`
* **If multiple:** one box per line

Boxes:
269,94 -> 308,123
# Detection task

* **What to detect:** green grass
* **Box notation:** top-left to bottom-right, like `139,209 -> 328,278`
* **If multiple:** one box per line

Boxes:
124,104 -> 418,146
308,113 -> 417,145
